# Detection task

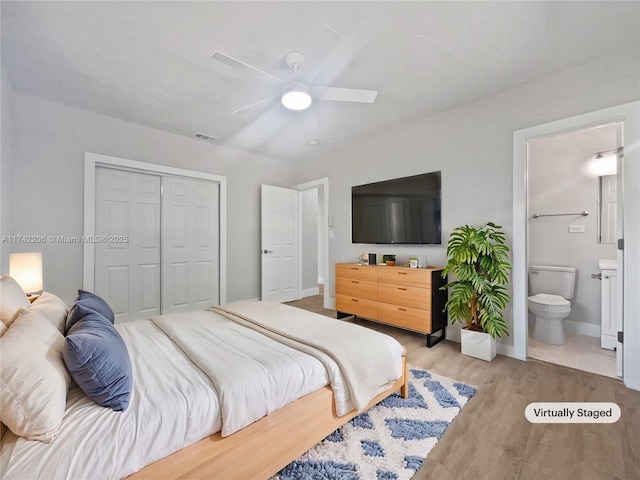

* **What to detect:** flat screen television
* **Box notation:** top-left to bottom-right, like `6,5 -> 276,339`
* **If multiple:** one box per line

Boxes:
352,171 -> 441,244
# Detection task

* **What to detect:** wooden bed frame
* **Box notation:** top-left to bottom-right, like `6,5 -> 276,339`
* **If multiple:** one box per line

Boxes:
128,353 -> 408,480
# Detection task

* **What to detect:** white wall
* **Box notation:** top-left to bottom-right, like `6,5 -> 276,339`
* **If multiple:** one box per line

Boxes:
528,126 -> 618,334
0,64 -> 15,273
293,47 -> 640,350
4,92 -> 295,304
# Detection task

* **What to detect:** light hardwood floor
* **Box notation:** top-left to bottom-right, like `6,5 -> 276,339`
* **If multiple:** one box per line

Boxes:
287,295 -> 640,480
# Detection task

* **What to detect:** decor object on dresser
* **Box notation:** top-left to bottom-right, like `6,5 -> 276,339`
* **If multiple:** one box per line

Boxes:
441,222 -> 511,361
383,254 -> 396,266
335,263 -> 448,347
276,367 -> 476,480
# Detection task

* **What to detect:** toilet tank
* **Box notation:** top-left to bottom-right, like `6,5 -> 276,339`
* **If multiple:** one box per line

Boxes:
529,265 -> 576,299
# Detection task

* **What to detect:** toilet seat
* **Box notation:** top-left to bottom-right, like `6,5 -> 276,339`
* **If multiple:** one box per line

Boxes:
528,293 -> 569,307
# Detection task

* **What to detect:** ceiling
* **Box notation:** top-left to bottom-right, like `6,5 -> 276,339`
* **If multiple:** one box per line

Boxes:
2,1 -> 639,162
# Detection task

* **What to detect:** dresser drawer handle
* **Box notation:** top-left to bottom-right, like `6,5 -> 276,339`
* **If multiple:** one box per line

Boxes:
397,272 -> 408,275
351,281 -> 360,284
397,287 -> 407,291
398,307 -> 407,311
350,267 -> 359,270
351,298 -> 359,302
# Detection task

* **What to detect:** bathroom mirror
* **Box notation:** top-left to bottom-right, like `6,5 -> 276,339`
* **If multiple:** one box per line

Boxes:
598,174 -> 617,244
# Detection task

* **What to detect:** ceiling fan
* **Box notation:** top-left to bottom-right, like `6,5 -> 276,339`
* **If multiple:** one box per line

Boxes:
211,50 -> 378,116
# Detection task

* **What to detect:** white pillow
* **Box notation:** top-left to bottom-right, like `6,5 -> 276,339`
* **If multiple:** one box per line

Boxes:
0,308 -> 71,443
0,275 -> 31,329
29,292 -> 69,333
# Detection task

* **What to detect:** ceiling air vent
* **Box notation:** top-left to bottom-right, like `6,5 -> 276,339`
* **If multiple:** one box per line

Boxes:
194,132 -> 217,142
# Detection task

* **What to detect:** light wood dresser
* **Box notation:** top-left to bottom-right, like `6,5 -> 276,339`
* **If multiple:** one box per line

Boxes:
335,263 -> 448,347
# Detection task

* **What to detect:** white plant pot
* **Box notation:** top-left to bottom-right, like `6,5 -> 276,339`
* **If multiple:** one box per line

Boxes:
460,328 -> 496,361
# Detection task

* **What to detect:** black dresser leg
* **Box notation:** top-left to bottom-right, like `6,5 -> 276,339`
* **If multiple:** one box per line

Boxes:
426,327 -> 446,347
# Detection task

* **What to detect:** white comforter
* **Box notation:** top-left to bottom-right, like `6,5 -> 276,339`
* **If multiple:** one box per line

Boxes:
213,301 -> 404,415
151,310 -> 330,437
0,313 -> 329,479
0,302 -> 403,480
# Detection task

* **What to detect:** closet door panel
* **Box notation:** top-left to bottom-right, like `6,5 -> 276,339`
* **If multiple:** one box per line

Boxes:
95,168 -> 161,320
162,177 -> 220,314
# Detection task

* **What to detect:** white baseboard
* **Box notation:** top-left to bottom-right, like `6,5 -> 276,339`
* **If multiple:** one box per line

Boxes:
564,319 -> 600,337
301,287 -> 320,298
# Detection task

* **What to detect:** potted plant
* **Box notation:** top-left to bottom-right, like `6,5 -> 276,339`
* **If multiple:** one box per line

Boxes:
441,222 -> 511,361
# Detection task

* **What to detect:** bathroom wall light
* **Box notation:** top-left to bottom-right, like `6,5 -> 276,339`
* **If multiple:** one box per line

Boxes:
281,84 -> 312,111
588,151 -> 617,176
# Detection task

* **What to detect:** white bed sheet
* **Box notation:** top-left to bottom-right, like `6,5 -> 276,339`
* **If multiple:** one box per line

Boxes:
0,315 -> 330,480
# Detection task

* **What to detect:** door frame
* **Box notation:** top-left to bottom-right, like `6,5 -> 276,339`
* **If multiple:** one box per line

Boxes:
83,152 -> 227,305
293,178 -> 330,310
512,101 -> 640,390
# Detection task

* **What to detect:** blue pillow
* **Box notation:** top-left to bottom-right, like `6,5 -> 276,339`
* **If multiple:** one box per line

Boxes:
63,308 -> 132,411
66,290 -> 114,333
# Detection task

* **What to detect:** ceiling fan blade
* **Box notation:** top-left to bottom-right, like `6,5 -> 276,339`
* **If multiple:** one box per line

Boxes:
211,51 -> 287,85
312,87 -> 377,103
299,109 -> 319,132
232,95 -> 280,114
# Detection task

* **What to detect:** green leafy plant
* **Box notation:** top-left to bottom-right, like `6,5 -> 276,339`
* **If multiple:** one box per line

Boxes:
441,222 -> 512,339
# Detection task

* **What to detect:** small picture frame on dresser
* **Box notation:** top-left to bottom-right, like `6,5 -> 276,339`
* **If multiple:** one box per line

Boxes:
409,258 -> 419,268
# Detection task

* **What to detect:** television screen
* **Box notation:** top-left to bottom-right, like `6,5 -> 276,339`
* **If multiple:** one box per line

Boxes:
352,171 -> 441,244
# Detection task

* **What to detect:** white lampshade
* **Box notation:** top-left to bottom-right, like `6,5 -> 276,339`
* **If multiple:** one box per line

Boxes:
281,84 -> 312,111
9,252 -> 43,295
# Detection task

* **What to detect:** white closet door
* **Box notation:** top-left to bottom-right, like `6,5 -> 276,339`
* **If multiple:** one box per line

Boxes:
162,176 -> 220,314
95,167 -> 161,321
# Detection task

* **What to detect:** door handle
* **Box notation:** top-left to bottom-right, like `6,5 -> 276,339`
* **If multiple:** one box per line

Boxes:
262,249 -> 274,254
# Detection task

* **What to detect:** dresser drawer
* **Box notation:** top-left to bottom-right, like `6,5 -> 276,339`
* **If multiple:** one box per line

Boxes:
377,267 -> 431,288
336,277 -> 377,301
335,264 -> 377,282
336,294 -> 378,319
378,302 -> 431,333
378,283 -> 430,310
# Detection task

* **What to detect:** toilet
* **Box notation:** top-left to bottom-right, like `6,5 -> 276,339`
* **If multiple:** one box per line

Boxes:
528,265 -> 576,345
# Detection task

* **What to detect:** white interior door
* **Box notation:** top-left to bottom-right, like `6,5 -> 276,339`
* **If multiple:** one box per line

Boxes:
261,185 -> 299,302
162,176 -> 220,314
95,167 -> 161,321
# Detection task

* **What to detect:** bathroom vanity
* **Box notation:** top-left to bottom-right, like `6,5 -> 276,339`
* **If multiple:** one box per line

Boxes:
599,259 -> 617,350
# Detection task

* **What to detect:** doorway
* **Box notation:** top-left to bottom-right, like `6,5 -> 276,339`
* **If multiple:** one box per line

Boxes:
259,178 -> 330,309
513,101 -> 640,391
526,124 -> 618,377
295,178 -> 330,310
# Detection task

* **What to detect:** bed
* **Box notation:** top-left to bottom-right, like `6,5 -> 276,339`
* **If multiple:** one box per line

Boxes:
0,276 -> 407,480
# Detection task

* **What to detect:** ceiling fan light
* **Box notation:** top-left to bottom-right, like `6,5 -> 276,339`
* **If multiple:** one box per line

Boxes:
281,85 -> 312,111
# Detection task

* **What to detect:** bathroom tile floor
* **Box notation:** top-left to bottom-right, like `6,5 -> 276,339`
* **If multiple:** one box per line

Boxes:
528,327 -> 617,378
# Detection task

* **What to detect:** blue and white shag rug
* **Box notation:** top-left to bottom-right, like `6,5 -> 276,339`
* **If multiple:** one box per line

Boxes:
275,368 -> 476,480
